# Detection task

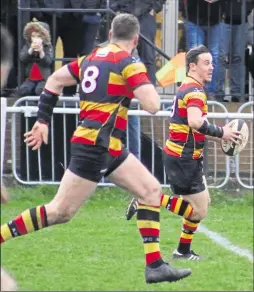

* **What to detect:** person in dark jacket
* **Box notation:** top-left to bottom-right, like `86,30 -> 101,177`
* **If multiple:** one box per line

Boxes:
217,0 -> 254,102
179,0 -> 225,100
35,0 -> 101,96
19,19 -> 53,96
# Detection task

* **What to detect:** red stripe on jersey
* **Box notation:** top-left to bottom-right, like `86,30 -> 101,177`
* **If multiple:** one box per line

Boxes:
178,107 -> 187,117
126,72 -> 150,89
187,98 -> 204,109
15,215 -> 28,235
146,251 -> 161,265
139,228 -> 160,237
108,147 -> 123,157
169,131 -> 188,142
71,136 -> 95,145
193,132 -> 205,142
68,59 -> 79,79
80,109 -> 111,123
164,145 -> 181,157
115,116 -> 127,131
107,83 -> 134,98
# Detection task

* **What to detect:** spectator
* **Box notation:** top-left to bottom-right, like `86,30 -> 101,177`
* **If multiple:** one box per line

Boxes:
81,0 -> 101,55
179,0 -> 224,100
34,0 -> 100,96
217,0 -> 253,102
110,0 -> 167,159
19,19 -> 53,96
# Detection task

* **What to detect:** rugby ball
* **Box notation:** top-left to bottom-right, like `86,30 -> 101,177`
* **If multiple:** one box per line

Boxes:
221,119 -> 249,156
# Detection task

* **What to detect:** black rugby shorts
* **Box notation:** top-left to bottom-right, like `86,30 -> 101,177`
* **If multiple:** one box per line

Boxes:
68,143 -> 129,183
163,153 -> 206,195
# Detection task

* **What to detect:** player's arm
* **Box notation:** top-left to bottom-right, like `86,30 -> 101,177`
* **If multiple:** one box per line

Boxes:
186,91 -> 224,138
186,91 -> 241,142
37,59 -> 80,125
122,60 -> 160,114
133,84 -> 160,114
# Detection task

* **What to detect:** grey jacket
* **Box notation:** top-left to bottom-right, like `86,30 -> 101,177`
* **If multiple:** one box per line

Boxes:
20,43 -> 53,80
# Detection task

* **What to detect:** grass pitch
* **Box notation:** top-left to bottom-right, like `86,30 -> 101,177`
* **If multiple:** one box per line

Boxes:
1,186 -> 253,291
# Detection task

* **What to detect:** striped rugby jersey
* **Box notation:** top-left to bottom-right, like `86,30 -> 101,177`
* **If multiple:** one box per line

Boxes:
164,77 -> 208,160
67,43 -> 150,157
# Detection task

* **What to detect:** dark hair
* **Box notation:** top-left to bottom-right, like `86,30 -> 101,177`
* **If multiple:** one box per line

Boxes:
186,45 -> 210,72
111,13 -> 140,41
1,24 -> 13,65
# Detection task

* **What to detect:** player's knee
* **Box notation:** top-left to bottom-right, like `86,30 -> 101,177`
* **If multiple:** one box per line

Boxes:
141,181 -> 162,206
46,202 -> 75,224
192,207 -> 208,221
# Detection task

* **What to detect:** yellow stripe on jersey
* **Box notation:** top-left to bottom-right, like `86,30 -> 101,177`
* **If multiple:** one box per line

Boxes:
80,101 -> 119,113
74,126 -> 99,141
122,62 -> 147,79
109,136 -> 122,151
166,140 -> 184,156
117,105 -> 128,119
109,72 -> 126,85
169,123 -> 190,134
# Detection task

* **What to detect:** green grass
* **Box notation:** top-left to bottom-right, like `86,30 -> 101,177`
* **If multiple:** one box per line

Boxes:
1,186 -> 253,291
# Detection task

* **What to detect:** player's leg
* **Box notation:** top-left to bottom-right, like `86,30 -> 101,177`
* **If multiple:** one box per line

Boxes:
125,153 -> 195,220
166,157 -> 209,260
1,267 -> 17,291
0,143 -> 105,244
106,150 -> 192,283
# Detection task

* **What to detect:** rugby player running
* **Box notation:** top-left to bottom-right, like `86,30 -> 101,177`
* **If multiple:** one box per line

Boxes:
1,14 -> 193,284
125,45 -> 241,260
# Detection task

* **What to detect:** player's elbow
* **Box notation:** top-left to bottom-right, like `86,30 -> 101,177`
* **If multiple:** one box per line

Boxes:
146,103 -> 160,115
188,118 -> 203,130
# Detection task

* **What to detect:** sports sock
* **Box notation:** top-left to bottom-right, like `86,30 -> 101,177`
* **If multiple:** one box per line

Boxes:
177,218 -> 200,254
161,193 -> 193,219
1,205 -> 48,243
137,203 -> 164,268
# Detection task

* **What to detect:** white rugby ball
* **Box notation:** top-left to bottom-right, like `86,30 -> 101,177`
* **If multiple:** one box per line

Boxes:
221,119 -> 249,156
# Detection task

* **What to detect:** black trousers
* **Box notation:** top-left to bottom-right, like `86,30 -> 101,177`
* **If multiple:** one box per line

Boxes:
138,12 -> 157,85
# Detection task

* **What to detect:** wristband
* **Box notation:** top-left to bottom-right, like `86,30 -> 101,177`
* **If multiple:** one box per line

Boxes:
198,120 -> 223,138
37,89 -> 59,124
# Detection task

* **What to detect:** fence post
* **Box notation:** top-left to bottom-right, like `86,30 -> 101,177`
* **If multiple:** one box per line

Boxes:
1,98 -> 7,178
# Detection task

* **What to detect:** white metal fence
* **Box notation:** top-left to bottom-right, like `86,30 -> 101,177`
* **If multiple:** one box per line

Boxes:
1,97 -> 253,189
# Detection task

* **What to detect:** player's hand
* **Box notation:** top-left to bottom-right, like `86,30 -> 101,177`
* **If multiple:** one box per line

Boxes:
222,122 -> 242,144
24,121 -> 48,150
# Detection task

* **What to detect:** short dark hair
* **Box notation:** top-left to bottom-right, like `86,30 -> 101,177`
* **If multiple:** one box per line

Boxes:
186,45 -> 210,72
111,13 -> 140,41
1,24 -> 13,65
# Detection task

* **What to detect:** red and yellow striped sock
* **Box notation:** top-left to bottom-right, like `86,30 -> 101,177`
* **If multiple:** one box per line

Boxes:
177,218 -> 200,254
1,206 -> 48,244
161,193 -> 193,219
136,203 -> 164,268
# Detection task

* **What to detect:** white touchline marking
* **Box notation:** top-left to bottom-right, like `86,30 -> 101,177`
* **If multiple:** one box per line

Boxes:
198,224 -> 253,263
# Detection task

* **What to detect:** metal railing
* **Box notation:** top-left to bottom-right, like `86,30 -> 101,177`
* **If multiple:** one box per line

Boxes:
4,96 -> 253,189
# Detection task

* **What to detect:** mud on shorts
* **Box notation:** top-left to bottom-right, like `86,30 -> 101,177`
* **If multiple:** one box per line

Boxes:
68,143 -> 129,183
163,153 -> 206,195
